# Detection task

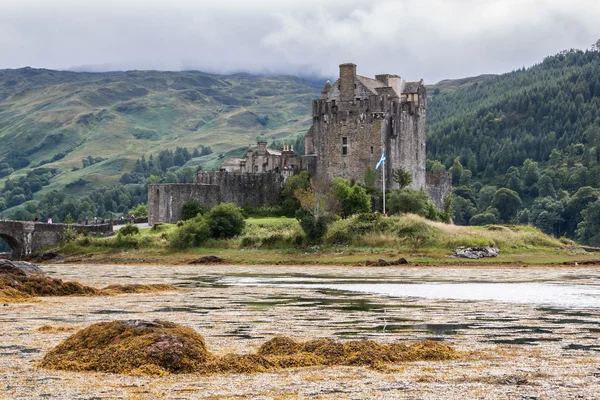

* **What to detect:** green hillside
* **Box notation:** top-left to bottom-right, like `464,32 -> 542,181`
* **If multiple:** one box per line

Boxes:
0,68 -> 320,189
427,46 -> 600,245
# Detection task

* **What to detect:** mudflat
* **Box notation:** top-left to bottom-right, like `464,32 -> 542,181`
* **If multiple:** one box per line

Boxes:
2,263 -> 599,399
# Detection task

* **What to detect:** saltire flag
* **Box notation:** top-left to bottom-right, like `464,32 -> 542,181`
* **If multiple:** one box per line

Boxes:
375,152 -> 386,169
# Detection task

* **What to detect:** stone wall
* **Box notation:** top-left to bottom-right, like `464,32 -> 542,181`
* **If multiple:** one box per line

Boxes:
425,172 -> 453,210
149,172 -> 286,224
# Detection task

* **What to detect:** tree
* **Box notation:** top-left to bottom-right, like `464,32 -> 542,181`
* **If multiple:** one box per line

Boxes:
469,212 -> 498,226
530,197 -> 565,236
430,160 -> 446,174
392,167 -> 413,189
491,188 -> 522,222
459,170 -> 472,186
363,167 -> 376,189
294,178 -> 338,243
565,187 -> 599,235
280,170 -> 311,217
332,177 -> 370,218
453,196 -> 477,225
450,157 -> 464,185
477,186 -> 497,212
181,200 -> 210,221
576,200 -> 600,246
64,213 -> 73,225
537,175 -> 556,198
387,189 -> 429,216
205,203 -> 246,239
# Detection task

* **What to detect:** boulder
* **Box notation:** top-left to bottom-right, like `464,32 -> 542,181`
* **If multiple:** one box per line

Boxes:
454,246 -> 499,259
0,259 -> 44,276
365,258 -> 409,266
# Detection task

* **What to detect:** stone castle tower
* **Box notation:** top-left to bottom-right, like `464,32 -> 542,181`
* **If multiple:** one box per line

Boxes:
304,63 -> 426,190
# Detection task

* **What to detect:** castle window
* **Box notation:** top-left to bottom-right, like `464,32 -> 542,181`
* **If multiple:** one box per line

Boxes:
354,84 -> 357,89
342,136 -> 348,156
342,137 -> 347,145
254,165 -> 258,173
342,147 -> 348,156
371,146 -> 374,154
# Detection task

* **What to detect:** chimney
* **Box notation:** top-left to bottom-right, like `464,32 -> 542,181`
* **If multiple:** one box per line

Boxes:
339,63 -> 356,102
387,75 -> 402,97
257,141 -> 267,155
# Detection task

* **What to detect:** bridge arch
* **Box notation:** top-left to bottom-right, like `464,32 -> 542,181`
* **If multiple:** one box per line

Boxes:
0,233 -> 22,257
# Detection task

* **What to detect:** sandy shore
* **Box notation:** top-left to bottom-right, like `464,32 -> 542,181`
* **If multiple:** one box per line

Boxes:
2,264 -> 600,399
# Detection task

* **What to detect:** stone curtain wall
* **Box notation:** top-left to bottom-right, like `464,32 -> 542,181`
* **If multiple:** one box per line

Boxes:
149,172 -> 285,224
148,184 -> 221,225
425,172 -> 453,210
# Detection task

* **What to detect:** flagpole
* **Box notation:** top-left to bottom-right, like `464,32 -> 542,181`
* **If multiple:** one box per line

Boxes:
383,158 -> 386,215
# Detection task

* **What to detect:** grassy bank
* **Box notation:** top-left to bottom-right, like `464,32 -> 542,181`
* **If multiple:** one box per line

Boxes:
55,215 -> 599,265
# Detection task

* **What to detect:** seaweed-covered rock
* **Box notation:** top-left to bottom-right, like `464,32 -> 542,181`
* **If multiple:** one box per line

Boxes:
0,259 -> 177,302
42,320 -> 211,374
42,322 -> 459,375
188,255 -> 224,264
365,258 -> 409,266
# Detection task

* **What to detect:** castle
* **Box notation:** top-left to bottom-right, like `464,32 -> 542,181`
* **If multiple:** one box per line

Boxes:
148,64 -> 451,224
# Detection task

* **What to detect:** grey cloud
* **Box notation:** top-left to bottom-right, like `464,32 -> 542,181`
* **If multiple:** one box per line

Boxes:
0,0 -> 598,83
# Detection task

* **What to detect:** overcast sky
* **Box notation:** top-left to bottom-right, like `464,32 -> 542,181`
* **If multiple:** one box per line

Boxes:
0,0 -> 598,83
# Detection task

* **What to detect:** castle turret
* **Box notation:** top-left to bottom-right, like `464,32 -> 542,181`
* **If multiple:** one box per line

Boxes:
339,63 -> 356,102
322,80 -> 331,100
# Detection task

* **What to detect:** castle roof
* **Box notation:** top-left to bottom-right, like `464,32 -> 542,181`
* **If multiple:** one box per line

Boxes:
266,148 -> 282,156
402,81 -> 422,94
221,157 -> 244,166
356,75 -> 387,94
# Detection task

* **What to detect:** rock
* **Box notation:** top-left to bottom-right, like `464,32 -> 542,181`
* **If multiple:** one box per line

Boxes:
188,256 -> 224,264
580,260 -> 600,265
454,246 -> 499,259
28,251 -> 62,262
365,258 -> 409,266
0,259 -> 44,276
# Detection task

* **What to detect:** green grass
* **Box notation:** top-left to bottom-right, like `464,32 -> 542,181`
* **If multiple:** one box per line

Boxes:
56,216 -> 598,266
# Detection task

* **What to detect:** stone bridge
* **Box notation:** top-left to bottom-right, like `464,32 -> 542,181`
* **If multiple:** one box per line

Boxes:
0,220 -> 114,259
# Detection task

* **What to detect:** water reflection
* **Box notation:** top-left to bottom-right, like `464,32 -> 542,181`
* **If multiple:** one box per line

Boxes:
218,277 -> 600,308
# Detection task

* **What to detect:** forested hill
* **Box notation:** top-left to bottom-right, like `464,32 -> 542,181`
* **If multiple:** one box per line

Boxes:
427,47 -> 600,245
428,48 -> 600,171
0,68 -> 320,184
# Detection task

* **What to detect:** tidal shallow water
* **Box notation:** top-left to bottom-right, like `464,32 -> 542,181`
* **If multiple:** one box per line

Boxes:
218,277 -> 600,308
4,264 -> 600,399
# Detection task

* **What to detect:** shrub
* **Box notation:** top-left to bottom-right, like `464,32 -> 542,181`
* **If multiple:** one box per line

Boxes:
280,171 -> 311,217
469,212 -> 498,226
130,203 -> 148,218
113,231 -> 141,248
296,210 -> 329,244
243,205 -> 285,218
205,203 -> 246,239
332,177 -> 371,218
387,189 -> 429,216
169,215 -> 211,249
120,224 -> 140,236
181,200 -> 210,221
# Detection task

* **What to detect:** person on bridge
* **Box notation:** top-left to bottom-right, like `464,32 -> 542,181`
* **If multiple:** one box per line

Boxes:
47,217 -> 52,224
85,216 -> 89,225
